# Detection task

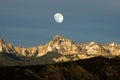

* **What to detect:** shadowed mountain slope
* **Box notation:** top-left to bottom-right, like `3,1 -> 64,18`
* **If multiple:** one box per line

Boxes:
0,56 -> 120,80
0,52 -> 23,66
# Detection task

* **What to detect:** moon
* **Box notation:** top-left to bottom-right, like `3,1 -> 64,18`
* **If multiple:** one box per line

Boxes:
54,13 -> 64,23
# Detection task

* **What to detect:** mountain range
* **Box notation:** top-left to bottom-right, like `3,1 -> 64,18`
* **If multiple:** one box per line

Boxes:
0,35 -> 120,80
0,35 -> 120,66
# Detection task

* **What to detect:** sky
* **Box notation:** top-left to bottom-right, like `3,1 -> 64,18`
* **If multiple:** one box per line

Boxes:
0,0 -> 120,47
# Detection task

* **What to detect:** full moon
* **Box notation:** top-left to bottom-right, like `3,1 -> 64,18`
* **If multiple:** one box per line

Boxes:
54,13 -> 64,23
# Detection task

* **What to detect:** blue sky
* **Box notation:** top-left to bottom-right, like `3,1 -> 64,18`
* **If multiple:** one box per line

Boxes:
0,0 -> 120,47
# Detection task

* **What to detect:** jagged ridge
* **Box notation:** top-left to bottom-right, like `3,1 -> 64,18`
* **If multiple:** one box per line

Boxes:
0,35 -> 120,65
0,35 -> 120,57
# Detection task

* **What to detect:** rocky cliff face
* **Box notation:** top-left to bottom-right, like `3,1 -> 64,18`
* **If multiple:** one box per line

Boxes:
80,42 -> 109,56
0,39 -> 16,54
103,42 -> 120,56
0,35 -> 120,58
47,35 -> 80,55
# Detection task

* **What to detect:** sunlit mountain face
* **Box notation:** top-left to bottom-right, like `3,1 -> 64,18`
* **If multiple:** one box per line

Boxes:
0,35 -> 120,66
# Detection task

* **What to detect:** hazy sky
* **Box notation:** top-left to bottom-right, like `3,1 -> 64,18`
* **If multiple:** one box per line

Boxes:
0,0 -> 120,47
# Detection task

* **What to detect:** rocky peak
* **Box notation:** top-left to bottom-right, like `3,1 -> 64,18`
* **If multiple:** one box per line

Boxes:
89,42 -> 99,45
85,42 -> 101,49
7,43 -> 13,48
82,42 -> 108,55
108,42 -> 118,47
47,35 -> 80,55
52,35 -> 64,40
0,39 -> 16,54
104,42 -> 120,56
0,39 -> 5,45
52,35 -> 72,43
